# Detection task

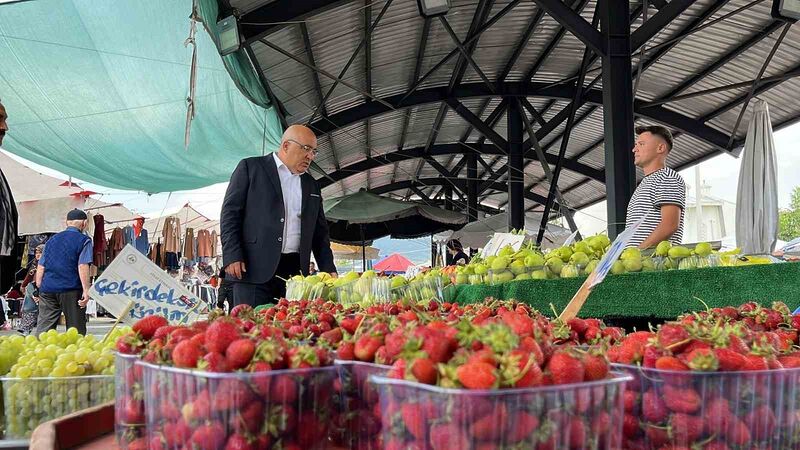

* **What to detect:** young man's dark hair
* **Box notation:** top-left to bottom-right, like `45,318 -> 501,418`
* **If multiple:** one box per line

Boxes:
635,125 -> 673,152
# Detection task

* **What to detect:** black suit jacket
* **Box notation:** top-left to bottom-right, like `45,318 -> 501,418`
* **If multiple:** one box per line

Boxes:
220,156 -> 336,284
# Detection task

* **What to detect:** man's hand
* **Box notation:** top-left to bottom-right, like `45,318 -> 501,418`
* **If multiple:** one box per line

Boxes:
79,291 -> 90,308
226,261 -> 247,280
329,272 -> 338,279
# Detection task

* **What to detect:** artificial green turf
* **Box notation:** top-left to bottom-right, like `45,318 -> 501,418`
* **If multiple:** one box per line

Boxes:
452,262 -> 800,319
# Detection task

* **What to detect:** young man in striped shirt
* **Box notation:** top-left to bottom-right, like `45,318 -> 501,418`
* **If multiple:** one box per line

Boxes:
626,125 -> 686,249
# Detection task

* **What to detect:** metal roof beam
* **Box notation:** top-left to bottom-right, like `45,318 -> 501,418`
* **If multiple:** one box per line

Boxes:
499,8 -> 547,80
440,16 -> 496,94
446,98 -> 509,148
317,142 -> 605,189
241,0 -> 348,45
449,0 -> 495,90
630,0 -> 694,50
530,0 -> 605,57
308,82 -> 734,154
525,0 -> 589,82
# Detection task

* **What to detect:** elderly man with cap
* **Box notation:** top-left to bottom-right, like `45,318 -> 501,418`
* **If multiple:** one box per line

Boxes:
34,209 -> 93,335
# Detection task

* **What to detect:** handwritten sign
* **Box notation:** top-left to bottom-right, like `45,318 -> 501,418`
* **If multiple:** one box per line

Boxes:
90,245 -> 203,325
481,233 -> 526,258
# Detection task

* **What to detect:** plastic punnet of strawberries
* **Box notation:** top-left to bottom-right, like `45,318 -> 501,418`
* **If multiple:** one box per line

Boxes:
115,301 -> 340,450
359,304 -> 630,450
610,301 -> 800,450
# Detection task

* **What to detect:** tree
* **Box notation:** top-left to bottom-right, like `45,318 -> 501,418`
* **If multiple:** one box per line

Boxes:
778,186 -> 800,241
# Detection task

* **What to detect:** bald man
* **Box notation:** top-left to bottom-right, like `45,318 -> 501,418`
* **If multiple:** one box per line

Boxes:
221,125 -> 337,307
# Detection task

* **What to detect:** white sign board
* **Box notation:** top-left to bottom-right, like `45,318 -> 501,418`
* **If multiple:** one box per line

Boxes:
588,215 -> 648,288
90,245 -> 203,325
480,233 -> 526,258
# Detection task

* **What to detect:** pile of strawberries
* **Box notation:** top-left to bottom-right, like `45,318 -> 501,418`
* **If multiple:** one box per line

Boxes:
610,301 -> 800,449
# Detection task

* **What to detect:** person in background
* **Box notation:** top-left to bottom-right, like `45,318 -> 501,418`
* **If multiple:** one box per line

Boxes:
309,262 -> 317,275
626,125 -> 686,249
19,244 -> 43,334
216,267 -> 233,312
35,210 -> 93,335
446,239 -> 470,265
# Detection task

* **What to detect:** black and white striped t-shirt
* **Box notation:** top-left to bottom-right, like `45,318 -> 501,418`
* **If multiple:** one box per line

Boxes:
626,167 -> 686,247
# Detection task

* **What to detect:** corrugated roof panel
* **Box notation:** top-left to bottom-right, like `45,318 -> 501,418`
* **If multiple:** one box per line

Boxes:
370,1 -> 425,99
506,12 -> 566,83
369,110 -> 406,155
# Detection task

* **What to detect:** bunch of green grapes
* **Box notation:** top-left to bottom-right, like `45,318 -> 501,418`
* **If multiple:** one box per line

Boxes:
0,335 -> 26,375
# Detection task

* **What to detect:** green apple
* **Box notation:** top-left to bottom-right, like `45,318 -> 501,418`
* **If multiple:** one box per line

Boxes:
573,241 -> 591,256
532,270 -> 548,280
515,273 -> 531,280
494,271 -> 514,283
556,246 -> 573,262
491,257 -> 509,271
560,264 -> 580,278
582,260 -> 599,276
668,246 -> 691,259
611,261 -> 626,275
524,253 -> 545,268
498,245 -> 515,257
622,258 -> 643,272
474,264 -> 488,275
391,276 -> 408,289
509,260 -> 527,275
569,251 -> 590,267
545,257 -> 563,276
655,240 -> 671,257
620,247 -> 641,261
694,242 -> 712,257
589,235 -> 610,251
455,274 -> 469,285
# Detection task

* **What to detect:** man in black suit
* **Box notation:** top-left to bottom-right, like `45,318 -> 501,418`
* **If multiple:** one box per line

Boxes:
220,124 -> 337,307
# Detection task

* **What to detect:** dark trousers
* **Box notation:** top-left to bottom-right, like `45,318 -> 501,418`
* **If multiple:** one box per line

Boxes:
233,253 -> 301,308
36,290 -> 87,335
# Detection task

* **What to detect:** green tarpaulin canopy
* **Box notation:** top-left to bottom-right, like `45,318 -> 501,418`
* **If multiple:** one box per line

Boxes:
0,0 -> 283,192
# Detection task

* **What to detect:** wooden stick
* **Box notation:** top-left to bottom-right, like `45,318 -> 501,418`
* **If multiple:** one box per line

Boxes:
558,273 -> 597,322
103,300 -> 134,343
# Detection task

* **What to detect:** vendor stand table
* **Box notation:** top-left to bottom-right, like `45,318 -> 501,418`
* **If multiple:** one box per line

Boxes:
453,262 -> 800,330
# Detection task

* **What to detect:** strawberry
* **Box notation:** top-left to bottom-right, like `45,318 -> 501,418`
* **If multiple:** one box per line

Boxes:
591,411 -> 612,437
421,331 -> 453,363
703,397 -> 732,435
567,318 -> 587,335
401,403 -> 430,440
233,400 -> 264,435
743,404 -> 776,441
297,411 -> 328,448
223,434 -> 256,450
212,379 -> 255,412
118,395 -> 144,424
668,413 -> 704,443
602,326 -> 624,343
741,354 -> 768,371
199,352 -> 230,372
643,424 -> 670,447
205,319 -> 240,354
190,422 -> 226,450
340,315 -> 363,335
127,438 -> 148,450
581,353 -> 609,381
163,419 -> 192,447
642,389 -> 668,423
507,410 -> 539,443
430,423 -> 468,450
172,340 -> 203,368
469,405 -> 507,440
270,375 -> 298,404
115,332 -> 143,355
584,326 -> 602,343
132,315 -> 169,340
409,357 -> 437,384
724,418 -> 751,445
778,355 -> 800,368
624,390 -> 639,413
225,338 -> 255,369
546,351 -> 584,385
152,325 -> 178,341
354,335 -> 383,362
319,327 -> 343,345
456,361 -> 497,389
623,414 -> 640,438
657,324 -> 690,352
337,341 -> 355,360
684,348 -> 719,371
568,417 -> 587,449
662,385 -> 701,413
229,304 -> 253,318
714,347 -> 748,371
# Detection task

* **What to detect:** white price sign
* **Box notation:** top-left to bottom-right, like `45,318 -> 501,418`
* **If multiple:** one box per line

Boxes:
480,233 -> 526,258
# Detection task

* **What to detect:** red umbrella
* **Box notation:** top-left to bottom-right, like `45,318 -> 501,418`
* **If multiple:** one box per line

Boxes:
374,253 -> 413,274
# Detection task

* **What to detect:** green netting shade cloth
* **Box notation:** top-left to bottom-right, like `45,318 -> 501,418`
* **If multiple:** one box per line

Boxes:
323,190 -> 467,243
0,0 -> 283,192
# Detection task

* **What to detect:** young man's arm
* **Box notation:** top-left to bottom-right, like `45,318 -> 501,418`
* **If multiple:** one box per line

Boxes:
638,204 -> 681,249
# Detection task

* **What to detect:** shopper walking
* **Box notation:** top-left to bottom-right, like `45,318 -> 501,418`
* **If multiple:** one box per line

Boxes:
221,125 -> 337,307
19,245 -> 43,334
35,209 -> 93,335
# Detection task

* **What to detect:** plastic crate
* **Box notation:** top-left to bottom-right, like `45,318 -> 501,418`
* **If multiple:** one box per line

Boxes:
332,360 -> 391,449
614,363 -> 800,449
371,372 -> 632,449
2,374 -> 114,438
139,361 -> 338,449
115,353 -> 144,449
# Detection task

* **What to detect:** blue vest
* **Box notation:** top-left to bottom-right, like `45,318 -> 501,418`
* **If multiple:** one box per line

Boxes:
40,228 -> 91,293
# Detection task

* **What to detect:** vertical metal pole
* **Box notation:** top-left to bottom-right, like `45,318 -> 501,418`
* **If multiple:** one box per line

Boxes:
444,185 -> 453,210
600,0 -> 636,238
507,101 -> 525,231
467,152 -> 478,222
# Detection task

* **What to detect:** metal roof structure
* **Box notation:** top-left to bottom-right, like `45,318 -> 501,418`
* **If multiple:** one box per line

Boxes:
220,0 -> 800,237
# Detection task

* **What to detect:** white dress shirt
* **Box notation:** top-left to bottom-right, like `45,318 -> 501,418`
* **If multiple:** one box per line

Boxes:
273,153 -> 302,253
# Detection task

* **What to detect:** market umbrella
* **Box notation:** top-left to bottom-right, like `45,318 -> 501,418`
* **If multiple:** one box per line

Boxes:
735,99 -> 779,254
434,212 -> 572,250
374,253 -> 413,274
324,190 -> 467,270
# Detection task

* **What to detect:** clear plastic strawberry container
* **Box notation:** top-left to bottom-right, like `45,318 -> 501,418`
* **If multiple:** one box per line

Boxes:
115,353 -> 145,449
371,372 -> 632,449
139,361 -> 337,449
614,363 -> 800,449
332,360 -> 391,449
2,374 -> 114,438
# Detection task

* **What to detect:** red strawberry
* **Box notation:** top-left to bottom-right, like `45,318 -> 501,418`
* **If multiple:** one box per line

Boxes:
172,340 -> 203,368
233,400 -> 264,435
662,385 -> 701,413
152,325 -> 178,341
724,418 -> 751,445
190,422 -> 226,450
319,327 -> 343,345
581,353 -> 609,381
297,411 -> 328,448
118,396 -> 144,424
779,355 -> 800,368
623,414 -> 640,438
642,389 -> 668,423
507,410 -> 539,443
546,351 -> 584,385
212,379 -> 256,412
470,404 -> 507,440
643,423 -> 670,447
229,304 -> 253,318
743,404 -> 776,441
401,403 -> 430,440
584,326 -> 602,343
624,390 -> 639,413
127,438 -> 148,450
742,354 -> 768,371
567,318 -> 587,335
200,352 -> 230,372
224,433 -> 256,450
115,332 -> 143,355
340,315 -> 363,335
249,361 -> 272,395
225,338 -> 255,370
133,315 -> 169,340
421,332 -> 453,363
456,361 -> 497,389
337,341 -> 355,360
657,324 -> 690,352
568,417 -> 587,448
205,319 -> 240,354
354,335 -> 383,362
602,326 -> 624,343
669,413 -> 704,443
704,397 -> 733,435
430,423 -> 468,450
654,356 -> 691,386
410,357 -> 437,384
270,375 -> 298,404
684,348 -> 719,371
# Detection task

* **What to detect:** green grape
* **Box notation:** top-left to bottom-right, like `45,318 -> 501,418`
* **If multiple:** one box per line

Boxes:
65,362 -> 78,374
17,367 -> 31,378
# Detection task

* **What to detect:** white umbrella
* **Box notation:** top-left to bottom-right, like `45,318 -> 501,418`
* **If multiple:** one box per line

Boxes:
435,212 -> 572,250
735,99 -> 779,254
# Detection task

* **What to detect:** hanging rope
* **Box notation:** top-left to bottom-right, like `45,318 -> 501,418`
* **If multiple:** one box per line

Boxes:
184,0 -> 199,150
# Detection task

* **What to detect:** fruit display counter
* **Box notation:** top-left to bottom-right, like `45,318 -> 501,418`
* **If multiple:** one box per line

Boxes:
452,261 -> 800,322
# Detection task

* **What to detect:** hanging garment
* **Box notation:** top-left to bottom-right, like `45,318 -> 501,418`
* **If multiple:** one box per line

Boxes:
210,230 -> 218,258
135,229 -> 149,255
93,214 -> 107,266
162,216 -> 181,253
133,217 -> 144,238
196,229 -> 212,258
108,227 -> 126,261
183,228 -> 196,260
165,252 -> 179,270
84,211 -> 95,238
122,225 -> 135,245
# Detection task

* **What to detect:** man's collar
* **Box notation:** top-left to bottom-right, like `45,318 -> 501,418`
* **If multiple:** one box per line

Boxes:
66,226 -> 81,232
272,152 -> 300,176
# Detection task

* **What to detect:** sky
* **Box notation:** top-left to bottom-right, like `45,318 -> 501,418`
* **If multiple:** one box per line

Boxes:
3,117 -> 799,263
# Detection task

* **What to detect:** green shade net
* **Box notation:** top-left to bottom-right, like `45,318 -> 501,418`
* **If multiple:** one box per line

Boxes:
0,0 -> 283,192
